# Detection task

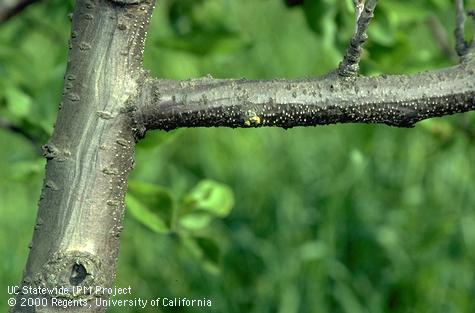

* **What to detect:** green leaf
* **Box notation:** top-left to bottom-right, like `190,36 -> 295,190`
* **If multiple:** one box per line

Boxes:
195,236 -> 220,272
302,0 -> 335,36
5,86 -> 32,119
125,181 -> 175,234
179,212 -> 213,231
183,179 -> 234,218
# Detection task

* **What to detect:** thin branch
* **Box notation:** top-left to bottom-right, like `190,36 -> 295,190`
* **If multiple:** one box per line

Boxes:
427,15 -> 455,60
469,10 -> 475,48
338,0 -> 378,77
0,0 -> 40,24
136,61 -> 475,132
455,0 -> 468,56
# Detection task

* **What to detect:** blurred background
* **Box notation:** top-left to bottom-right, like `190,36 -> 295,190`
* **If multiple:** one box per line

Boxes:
1,0 -> 475,312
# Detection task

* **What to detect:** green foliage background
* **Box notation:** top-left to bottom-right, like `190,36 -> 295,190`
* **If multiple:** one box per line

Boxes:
1,0 -> 475,312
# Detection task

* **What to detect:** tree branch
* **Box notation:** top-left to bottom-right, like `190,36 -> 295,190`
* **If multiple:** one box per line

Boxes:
338,0 -> 377,77
0,0 -> 40,24
455,0 -> 467,56
13,0 -> 155,312
454,0 -> 475,57
136,60 -> 475,132
469,10 -> 475,48
427,15 -> 455,60
353,0 -> 365,22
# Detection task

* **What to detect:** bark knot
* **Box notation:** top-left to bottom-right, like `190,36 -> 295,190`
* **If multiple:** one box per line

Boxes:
32,250 -> 105,300
42,144 -> 71,162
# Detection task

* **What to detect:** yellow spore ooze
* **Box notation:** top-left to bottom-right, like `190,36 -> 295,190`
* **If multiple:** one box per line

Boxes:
244,110 -> 262,126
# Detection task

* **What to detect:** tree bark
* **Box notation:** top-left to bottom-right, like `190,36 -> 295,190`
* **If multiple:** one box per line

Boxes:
14,0 -> 153,312
13,0 -> 475,312
135,61 -> 475,130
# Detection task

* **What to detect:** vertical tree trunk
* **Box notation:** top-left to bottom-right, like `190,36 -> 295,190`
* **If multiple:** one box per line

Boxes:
14,1 -> 154,312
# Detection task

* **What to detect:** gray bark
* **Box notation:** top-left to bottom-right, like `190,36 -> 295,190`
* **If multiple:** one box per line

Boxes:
12,0 -> 475,312
136,62 -> 475,130
13,0 -> 153,312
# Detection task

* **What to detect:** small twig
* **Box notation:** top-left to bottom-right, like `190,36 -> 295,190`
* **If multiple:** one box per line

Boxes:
455,0 -> 468,56
0,0 -> 40,24
469,10 -> 475,48
427,15 -> 455,60
338,0 -> 378,77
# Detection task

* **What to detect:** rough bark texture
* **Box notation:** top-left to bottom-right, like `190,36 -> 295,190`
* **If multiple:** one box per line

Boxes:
136,60 -> 475,131
13,0 -> 475,312
14,0 -> 153,312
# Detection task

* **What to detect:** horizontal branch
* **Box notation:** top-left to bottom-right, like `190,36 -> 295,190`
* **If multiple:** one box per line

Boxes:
136,60 -> 475,132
